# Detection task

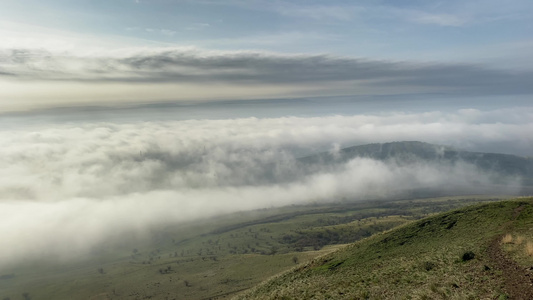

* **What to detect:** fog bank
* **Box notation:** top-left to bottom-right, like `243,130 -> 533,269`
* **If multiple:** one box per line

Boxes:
0,108 -> 531,268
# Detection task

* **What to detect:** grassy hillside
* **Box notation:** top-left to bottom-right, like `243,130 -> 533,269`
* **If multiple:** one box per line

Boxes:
0,196 -> 507,300
237,197 -> 533,300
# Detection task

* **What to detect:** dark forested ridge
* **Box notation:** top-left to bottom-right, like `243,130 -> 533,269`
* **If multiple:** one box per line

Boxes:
302,141 -> 533,178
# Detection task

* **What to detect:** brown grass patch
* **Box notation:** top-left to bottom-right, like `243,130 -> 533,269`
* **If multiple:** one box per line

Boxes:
501,234 -> 513,244
526,242 -> 533,256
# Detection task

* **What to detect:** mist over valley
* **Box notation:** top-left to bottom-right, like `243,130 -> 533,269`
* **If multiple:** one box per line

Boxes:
1,107 -> 531,270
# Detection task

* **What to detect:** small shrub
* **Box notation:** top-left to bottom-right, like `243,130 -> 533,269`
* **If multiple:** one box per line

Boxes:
292,256 -> 299,264
451,283 -> 459,289
423,261 -> 436,271
515,235 -> 524,245
462,251 -> 475,261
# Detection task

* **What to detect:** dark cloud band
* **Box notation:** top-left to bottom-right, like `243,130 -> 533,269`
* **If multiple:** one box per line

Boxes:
2,48 -> 533,96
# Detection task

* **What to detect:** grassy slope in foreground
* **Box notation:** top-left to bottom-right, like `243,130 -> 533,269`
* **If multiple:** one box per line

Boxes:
237,197 -> 533,300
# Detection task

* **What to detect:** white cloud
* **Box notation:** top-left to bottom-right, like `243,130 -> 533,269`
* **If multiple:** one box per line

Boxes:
0,108 -> 530,267
185,23 -> 210,31
409,11 -> 467,27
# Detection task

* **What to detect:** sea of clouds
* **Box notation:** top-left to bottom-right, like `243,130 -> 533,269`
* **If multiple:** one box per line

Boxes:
0,107 -> 532,267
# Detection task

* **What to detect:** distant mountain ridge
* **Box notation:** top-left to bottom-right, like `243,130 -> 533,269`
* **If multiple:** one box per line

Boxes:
301,141 -> 533,178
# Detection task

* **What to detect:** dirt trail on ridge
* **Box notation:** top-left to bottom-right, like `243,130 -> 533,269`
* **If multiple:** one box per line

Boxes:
487,204 -> 533,299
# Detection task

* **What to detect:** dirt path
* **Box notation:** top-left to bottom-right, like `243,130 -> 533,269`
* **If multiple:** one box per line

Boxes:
487,204 -> 533,299
487,236 -> 533,299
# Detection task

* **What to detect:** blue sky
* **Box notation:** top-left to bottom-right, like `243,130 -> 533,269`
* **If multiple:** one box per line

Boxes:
3,0 -> 531,58
0,0 -> 532,111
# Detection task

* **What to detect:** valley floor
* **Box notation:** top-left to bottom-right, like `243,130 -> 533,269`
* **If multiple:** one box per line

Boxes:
0,195 -> 520,300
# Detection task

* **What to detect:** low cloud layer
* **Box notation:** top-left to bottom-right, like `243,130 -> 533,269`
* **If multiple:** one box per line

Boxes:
0,108 -> 532,268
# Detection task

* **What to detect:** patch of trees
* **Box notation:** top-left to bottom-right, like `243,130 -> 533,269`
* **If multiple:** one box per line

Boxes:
312,210 -> 411,227
159,266 -> 173,274
0,274 -> 15,280
278,221 -> 404,250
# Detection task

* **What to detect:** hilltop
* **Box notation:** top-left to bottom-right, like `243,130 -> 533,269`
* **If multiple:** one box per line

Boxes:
236,197 -> 533,299
300,141 -> 533,196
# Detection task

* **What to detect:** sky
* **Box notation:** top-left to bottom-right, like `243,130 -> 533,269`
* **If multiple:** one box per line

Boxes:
1,1 -> 533,268
0,0 -> 532,110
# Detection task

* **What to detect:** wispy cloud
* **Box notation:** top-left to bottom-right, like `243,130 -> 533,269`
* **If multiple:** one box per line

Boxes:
407,11 -> 468,27
276,4 -> 364,21
200,31 -> 342,48
1,48 -> 532,97
185,22 -> 210,31
127,27 -> 177,36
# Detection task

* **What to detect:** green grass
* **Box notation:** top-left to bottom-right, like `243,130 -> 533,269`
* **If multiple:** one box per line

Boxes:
0,195 -> 512,300
237,197 -> 533,300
